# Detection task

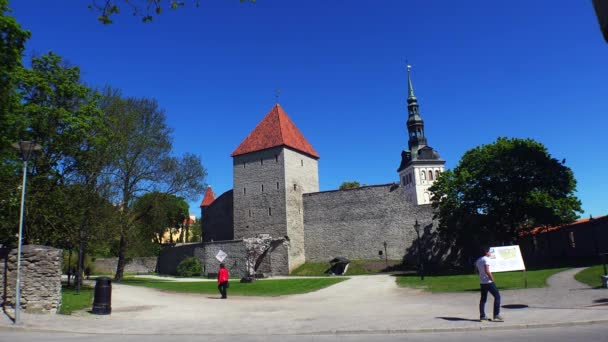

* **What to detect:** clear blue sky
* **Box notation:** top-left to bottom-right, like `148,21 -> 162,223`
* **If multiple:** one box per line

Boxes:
11,1 -> 607,218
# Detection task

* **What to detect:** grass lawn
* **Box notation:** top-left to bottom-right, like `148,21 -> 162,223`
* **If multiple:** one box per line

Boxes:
59,285 -> 94,314
291,260 -> 402,276
395,267 -> 568,292
119,277 -> 347,296
575,265 -> 607,288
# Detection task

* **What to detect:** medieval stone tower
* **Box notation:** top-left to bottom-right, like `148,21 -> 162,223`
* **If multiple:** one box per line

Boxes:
397,65 -> 445,205
231,104 -> 319,273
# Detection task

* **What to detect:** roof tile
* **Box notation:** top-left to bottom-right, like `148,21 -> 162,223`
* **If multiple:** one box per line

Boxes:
200,187 -> 216,207
231,104 -> 319,158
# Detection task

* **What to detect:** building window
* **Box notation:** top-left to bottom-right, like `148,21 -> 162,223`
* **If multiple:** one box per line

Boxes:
435,170 -> 440,179
275,155 -> 279,162
276,182 -> 279,189
243,162 -> 246,168
243,187 -> 246,195
261,184 -> 264,192
301,159 -> 304,166
420,171 -> 426,181
260,158 -> 263,165
293,184 -> 297,191
428,170 -> 433,181
248,209 -> 252,217
268,207 -> 272,216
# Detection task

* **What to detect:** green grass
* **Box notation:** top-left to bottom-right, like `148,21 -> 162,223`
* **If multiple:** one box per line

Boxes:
291,260 -> 402,276
59,285 -> 94,314
395,268 -> 568,292
575,265 -> 607,288
119,277 -> 347,296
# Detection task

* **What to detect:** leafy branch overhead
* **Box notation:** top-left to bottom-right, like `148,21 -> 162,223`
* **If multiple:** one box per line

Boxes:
89,0 -> 257,24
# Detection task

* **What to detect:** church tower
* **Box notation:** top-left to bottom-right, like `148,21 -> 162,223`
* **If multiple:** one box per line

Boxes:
397,65 -> 446,205
231,104 -> 319,274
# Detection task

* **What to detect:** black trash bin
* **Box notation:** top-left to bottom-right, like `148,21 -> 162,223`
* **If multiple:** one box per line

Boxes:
92,276 -> 112,315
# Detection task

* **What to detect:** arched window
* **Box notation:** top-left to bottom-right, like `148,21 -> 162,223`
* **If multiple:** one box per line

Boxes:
428,170 -> 433,181
435,170 -> 440,179
420,170 -> 426,181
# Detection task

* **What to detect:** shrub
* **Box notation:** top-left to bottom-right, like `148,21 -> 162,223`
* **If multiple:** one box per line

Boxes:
176,257 -> 202,277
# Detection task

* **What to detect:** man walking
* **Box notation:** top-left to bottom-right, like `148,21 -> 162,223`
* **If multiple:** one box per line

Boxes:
476,246 -> 504,322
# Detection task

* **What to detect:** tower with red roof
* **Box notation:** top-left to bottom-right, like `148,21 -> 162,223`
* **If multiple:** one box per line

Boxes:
199,187 -> 216,219
231,104 -> 319,274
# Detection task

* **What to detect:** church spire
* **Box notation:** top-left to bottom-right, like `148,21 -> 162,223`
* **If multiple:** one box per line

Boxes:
407,64 -> 416,100
406,64 -> 427,152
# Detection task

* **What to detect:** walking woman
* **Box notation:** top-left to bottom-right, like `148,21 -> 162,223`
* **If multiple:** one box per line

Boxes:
218,263 -> 229,299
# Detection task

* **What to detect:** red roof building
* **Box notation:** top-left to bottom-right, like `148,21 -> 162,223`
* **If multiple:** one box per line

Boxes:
231,104 -> 319,159
200,187 -> 216,207
522,215 -> 608,236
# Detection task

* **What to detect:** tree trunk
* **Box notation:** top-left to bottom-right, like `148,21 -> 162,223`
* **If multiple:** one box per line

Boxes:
115,234 -> 127,282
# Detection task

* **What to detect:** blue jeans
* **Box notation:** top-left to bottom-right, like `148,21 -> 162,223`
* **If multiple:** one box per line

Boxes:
479,283 -> 501,318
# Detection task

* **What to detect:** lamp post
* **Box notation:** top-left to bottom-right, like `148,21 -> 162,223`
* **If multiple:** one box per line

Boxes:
413,219 -> 424,280
11,141 -> 42,325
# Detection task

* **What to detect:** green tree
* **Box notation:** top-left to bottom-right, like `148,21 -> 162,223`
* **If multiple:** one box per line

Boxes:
339,181 -> 360,190
430,137 -> 582,262
0,0 -> 31,244
133,192 -> 189,246
0,53 -> 106,246
101,91 -> 206,281
89,0 -> 256,24
0,0 -> 30,128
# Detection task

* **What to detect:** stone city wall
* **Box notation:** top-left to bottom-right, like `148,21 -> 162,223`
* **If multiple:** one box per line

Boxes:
303,183 -> 436,263
1,245 -> 62,314
202,190 -> 234,242
93,257 -> 157,275
198,240 -> 248,278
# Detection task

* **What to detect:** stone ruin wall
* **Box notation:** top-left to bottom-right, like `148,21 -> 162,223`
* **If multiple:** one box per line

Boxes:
1,245 -> 62,314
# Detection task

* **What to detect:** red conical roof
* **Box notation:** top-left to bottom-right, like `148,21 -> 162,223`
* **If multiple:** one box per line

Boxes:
199,187 -> 216,207
231,104 -> 319,159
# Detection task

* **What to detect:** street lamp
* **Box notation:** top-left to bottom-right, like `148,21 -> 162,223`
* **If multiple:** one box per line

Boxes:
413,219 -> 424,280
11,141 -> 42,325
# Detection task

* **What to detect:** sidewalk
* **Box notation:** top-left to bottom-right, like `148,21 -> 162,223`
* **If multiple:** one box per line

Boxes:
1,268 -> 607,335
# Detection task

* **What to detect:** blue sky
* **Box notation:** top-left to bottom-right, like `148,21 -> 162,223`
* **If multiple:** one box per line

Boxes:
10,1 -> 607,218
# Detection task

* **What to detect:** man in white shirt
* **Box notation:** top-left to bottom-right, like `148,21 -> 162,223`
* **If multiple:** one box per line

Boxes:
475,246 -> 504,322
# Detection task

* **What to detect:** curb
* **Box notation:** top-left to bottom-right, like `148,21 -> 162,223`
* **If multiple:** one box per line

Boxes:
2,319 -> 608,336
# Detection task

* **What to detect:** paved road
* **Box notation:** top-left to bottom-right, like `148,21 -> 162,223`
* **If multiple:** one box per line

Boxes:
0,268 -> 607,336
1,323 -> 607,341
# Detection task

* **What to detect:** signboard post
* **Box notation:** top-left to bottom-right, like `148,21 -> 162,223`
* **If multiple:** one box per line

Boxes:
215,250 -> 227,263
488,245 -> 527,288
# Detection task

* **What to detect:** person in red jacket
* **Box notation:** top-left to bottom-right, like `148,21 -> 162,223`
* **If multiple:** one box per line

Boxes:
217,263 -> 229,299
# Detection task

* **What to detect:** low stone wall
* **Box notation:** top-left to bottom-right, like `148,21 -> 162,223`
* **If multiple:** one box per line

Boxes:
1,245 -> 62,314
157,241 -> 248,278
93,257 -> 157,275
199,240 -> 247,278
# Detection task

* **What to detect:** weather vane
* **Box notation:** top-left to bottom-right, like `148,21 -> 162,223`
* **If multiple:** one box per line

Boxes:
275,89 -> 282,103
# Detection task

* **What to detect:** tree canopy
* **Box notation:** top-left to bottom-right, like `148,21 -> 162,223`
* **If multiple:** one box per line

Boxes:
89,0 -> 256,24
429,137 -> 582,262
0,4 -> 207,284
339,181 -> 361,190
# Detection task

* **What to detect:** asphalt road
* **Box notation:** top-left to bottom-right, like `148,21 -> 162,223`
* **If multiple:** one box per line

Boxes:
1,323 -> 607,342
